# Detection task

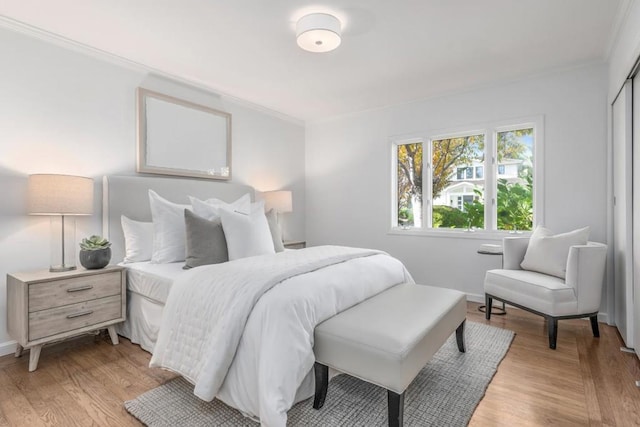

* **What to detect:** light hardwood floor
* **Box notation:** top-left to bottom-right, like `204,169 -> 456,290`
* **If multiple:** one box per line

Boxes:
0,302 -> 638,426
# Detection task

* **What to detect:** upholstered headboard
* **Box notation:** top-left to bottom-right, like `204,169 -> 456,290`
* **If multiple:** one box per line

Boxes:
102,175 -> 254,263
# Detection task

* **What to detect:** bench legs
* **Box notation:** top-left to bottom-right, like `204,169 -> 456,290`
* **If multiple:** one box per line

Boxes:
387,390 -> 405,427
456,320 -> 466,353
314,319 -> 467,426
314,362 -> 407,427
313,362 -> 329,409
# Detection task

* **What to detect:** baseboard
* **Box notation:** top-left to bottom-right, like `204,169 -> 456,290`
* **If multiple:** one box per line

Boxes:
464,292 -> 610,324
466,293 -> 485,304
0,340 -> 17,357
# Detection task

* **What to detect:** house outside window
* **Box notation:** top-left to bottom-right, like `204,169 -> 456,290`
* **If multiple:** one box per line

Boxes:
392,118 -> 542,234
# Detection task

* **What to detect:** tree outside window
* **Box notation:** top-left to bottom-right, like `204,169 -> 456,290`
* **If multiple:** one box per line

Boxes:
496,128 -> 534,231
396,142 -> 423,227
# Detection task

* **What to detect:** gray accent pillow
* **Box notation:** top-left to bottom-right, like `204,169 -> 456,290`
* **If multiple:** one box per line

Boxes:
183,209 -> 229,269
265,209 -> 285,253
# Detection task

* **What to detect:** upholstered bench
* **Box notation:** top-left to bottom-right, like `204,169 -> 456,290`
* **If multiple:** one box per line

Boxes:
312,283 -> 467,427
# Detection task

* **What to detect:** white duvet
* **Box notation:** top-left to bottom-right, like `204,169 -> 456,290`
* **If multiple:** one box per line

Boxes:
150,245 -> 413,426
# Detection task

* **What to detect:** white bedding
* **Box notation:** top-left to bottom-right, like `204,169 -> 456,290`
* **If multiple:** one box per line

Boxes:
122,261 -> 185,304
150,246 -> 413,426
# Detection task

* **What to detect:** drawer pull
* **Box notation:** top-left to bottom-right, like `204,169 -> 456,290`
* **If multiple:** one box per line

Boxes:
67,285 -> 94,293
66,310 -> 93,319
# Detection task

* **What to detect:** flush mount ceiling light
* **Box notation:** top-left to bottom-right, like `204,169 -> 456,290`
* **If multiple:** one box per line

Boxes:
296,13 -> 341,53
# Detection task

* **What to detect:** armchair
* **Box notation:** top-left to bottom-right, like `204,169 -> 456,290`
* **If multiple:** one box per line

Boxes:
484,236 -> 607,349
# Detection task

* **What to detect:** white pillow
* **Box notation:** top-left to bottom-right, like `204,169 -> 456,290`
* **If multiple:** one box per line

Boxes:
265,208 -> 285,252
121,216 -> 153,263
219,200 -> 275,260
149,190 -> 191,264
189,194 -> 251,221
520,226 -> 590,279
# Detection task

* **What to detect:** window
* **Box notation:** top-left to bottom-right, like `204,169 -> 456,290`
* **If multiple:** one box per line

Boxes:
431,134 -> 484,229
392,119 -> 541,233
395,141 -> 423,227
465,167 -> 473,179
496,128 -> 534,231
456,195 -> 475,211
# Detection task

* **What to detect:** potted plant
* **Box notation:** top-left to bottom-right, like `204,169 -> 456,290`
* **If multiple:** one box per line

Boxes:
79,235 -> 112,269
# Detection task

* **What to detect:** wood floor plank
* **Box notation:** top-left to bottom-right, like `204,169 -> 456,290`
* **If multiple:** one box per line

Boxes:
0,370 -> 47,427
59,368 -> 135,426
4,363 -> 93,427
0,303 -> 638,426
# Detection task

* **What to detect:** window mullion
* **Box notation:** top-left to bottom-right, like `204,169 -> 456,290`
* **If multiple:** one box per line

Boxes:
484,130 -> 497,230
424,140 -> 432,228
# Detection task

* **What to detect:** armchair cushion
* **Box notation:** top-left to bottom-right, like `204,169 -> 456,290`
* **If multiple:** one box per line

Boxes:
485,269 -> 578,316
520,226 -> 590,279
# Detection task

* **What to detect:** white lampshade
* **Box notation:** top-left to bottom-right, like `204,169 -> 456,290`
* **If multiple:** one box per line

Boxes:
28,174 -> 94,215
28,174 -> 94,272
296,13 -> 342,53
263,190 -> 293,213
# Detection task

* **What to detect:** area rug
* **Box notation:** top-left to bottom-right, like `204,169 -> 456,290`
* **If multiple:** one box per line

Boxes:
125,322 -> 514,426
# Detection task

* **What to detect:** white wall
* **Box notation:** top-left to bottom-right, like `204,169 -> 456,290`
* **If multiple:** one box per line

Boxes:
0,27 -> 305,353
306,64 -> 608,313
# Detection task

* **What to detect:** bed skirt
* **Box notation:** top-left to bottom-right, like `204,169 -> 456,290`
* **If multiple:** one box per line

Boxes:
116,290 -> 164,353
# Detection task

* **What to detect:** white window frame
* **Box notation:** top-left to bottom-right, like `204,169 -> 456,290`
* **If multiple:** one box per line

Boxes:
390,116 -> 544,238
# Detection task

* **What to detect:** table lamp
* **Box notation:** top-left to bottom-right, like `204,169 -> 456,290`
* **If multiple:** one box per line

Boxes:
263,190 -> 292,241
28,174 -> 94,272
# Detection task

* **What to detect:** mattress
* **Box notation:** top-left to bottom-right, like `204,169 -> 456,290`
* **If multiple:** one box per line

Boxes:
120,261 -> 186,304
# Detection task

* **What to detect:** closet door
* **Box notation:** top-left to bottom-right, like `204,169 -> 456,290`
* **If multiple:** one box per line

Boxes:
613,80 -> 634,348
633,75 -> 640,358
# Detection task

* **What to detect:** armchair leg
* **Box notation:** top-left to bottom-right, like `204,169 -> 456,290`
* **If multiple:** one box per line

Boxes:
590,315 -> 600,338
485,295 -> 492,320
547,317 -> 558,349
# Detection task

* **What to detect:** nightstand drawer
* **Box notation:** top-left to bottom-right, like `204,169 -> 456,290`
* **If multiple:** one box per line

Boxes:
28,271 -> 121,312
28,294 -> 122,341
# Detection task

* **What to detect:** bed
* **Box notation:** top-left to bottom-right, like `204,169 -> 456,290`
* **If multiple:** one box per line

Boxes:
103,175 -> 254,352
102,175 -> 413,427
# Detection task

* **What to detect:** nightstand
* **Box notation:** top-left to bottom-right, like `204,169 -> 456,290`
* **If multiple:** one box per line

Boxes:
6,266 -> 126,371
284,240 -> 306,249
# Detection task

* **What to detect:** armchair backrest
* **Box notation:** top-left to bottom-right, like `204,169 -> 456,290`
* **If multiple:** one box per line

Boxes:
502,236 -> 530,270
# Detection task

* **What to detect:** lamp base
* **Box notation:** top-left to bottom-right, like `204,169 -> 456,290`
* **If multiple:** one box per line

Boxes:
49,215 -> 77,272
49,265 -> 77,273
